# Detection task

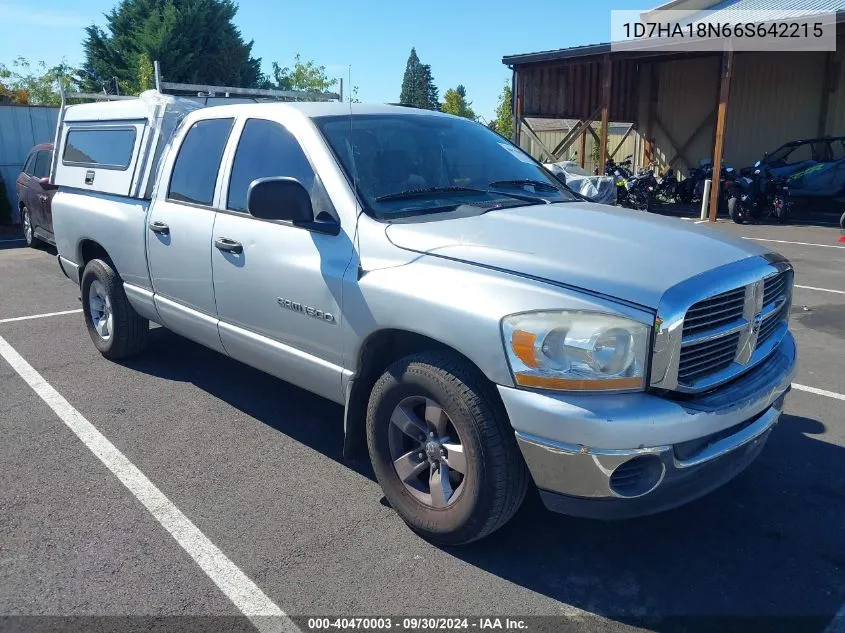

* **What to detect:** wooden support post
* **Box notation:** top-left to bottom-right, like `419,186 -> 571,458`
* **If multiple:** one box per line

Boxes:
708,50 -> 733,222
599,54 -> 612,174
579,129 -> 587,168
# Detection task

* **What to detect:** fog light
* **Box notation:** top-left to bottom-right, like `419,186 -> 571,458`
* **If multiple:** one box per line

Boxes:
609,455 -> 665,498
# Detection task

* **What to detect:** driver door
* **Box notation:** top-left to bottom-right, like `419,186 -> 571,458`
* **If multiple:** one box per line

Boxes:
211,117 -> 354,403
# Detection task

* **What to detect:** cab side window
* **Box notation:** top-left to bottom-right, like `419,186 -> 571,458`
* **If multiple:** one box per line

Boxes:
168,118 -> 234,206
227,118 -> 335,221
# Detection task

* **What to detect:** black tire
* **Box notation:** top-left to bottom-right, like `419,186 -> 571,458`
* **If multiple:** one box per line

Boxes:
366,351 -> 529,545
80,258 -> 148,359
21,206 -> 37,248
728,197 -> 745,224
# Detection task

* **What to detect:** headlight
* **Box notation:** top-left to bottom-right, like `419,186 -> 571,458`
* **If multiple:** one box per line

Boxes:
502,311 -> 650,392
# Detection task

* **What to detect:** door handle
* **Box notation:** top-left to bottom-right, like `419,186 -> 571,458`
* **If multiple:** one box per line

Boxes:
149,220 -> 169,234
214,237 -> 243,254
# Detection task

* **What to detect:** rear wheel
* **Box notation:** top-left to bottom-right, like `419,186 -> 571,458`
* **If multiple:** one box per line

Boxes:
80,258 -> 148,359
21,206 -> 37,248
728,197 -> 746,224
366,351 -> 528,545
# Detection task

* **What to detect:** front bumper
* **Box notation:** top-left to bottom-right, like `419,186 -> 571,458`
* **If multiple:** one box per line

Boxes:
501,331 -> 796,519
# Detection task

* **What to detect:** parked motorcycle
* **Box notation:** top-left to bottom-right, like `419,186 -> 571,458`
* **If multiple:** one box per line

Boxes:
655,167 -> 679,203
728,161 -> 791,224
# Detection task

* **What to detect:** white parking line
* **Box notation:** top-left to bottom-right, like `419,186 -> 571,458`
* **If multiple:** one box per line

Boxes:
0,309 -> 83,324
0,334 -> 299,633
795,284 -> 845,296
742,237 -> 845,250
792,383 -> 845,402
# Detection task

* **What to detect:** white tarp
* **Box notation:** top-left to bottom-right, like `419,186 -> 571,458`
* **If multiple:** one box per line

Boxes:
544,161 -> 617,206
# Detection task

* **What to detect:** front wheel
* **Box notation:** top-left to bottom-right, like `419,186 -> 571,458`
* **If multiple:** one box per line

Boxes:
80,258 -> 149,359
728,197 -> 746,224
366,351 -> 529,545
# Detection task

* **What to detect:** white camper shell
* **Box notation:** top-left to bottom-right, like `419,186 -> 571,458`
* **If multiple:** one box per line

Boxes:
53,91 -> 202,199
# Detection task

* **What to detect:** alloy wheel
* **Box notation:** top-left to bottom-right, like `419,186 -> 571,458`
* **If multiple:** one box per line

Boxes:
388,396 -> 467,508
88,280 -> 113,341
22,208 -> 32,245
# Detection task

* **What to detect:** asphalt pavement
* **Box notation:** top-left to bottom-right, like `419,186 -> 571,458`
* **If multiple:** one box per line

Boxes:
0,218 -> 843,633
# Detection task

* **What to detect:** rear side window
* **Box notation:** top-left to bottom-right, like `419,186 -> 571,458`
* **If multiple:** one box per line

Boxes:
168,118 -> 234,206
33,150 -> 52,178
63,128 -> 136,169
227,118 -> 334,219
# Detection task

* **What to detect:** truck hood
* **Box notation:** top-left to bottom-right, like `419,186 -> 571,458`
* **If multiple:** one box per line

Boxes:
384,202 -> 770,309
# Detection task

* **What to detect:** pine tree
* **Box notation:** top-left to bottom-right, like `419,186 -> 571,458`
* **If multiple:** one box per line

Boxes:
400,48 -> 423,107
399,48 -> 439,110
81,0 -> 264,94
421,64 -> 439,110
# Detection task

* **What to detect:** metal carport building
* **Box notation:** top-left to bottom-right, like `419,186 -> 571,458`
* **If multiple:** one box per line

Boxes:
503,0 -> 845,220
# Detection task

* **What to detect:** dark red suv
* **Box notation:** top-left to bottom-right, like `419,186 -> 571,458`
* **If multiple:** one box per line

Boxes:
16,143 -> 57,247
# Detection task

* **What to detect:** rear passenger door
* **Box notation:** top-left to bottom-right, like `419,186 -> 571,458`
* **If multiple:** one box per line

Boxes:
147,115 -> 234,353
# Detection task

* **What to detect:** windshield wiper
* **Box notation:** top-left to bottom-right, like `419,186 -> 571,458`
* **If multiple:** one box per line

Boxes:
488,179 -> 561,192
376,186 -> 487,202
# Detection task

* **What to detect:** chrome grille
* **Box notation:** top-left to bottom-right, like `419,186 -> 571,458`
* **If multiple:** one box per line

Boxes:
678,331 -> 741,383
757,272 -> 791,348
682,288 -> 745,336
674,269 -> 792,391
650,256 -> 794,394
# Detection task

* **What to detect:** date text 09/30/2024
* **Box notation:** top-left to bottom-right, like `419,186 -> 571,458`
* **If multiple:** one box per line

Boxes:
306,617 -> 529,630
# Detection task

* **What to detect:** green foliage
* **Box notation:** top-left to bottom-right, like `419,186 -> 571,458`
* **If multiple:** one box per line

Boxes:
399,48 -> 439,110
489,81 -> 513,139
81,0 -> 264,95
0,58 -> 81,105
268,54 -> 336,94
441,84 -> 475,120
137,53 -> 155,92
347,85 -> 360,103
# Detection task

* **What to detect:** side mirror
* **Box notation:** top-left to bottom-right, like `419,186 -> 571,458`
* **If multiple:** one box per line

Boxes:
39,177 -> 58,191
247,177 -> 313,224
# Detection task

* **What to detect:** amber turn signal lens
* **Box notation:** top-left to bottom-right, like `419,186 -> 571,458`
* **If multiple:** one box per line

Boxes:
510,330 -> 538,368
514,374 -> 644,391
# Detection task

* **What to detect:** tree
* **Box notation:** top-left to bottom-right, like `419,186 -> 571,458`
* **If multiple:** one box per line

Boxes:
489,81 -> 513,139
441,84 -> 475,120
81,0 -> 264,95
0,58 -> 81,105
399,48 -> 439,110
267,54 -> 336,94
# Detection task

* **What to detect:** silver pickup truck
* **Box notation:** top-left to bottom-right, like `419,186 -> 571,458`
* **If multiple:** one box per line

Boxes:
51,93 -> 796,544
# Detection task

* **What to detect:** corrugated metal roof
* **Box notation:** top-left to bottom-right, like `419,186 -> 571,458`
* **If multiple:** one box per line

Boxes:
685,0 -> 845,24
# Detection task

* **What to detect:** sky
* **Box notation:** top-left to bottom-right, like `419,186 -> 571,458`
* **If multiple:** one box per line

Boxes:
0,0 -> 648,122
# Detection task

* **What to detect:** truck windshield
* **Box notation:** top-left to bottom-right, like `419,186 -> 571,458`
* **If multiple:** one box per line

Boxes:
314,113 -> 577,219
